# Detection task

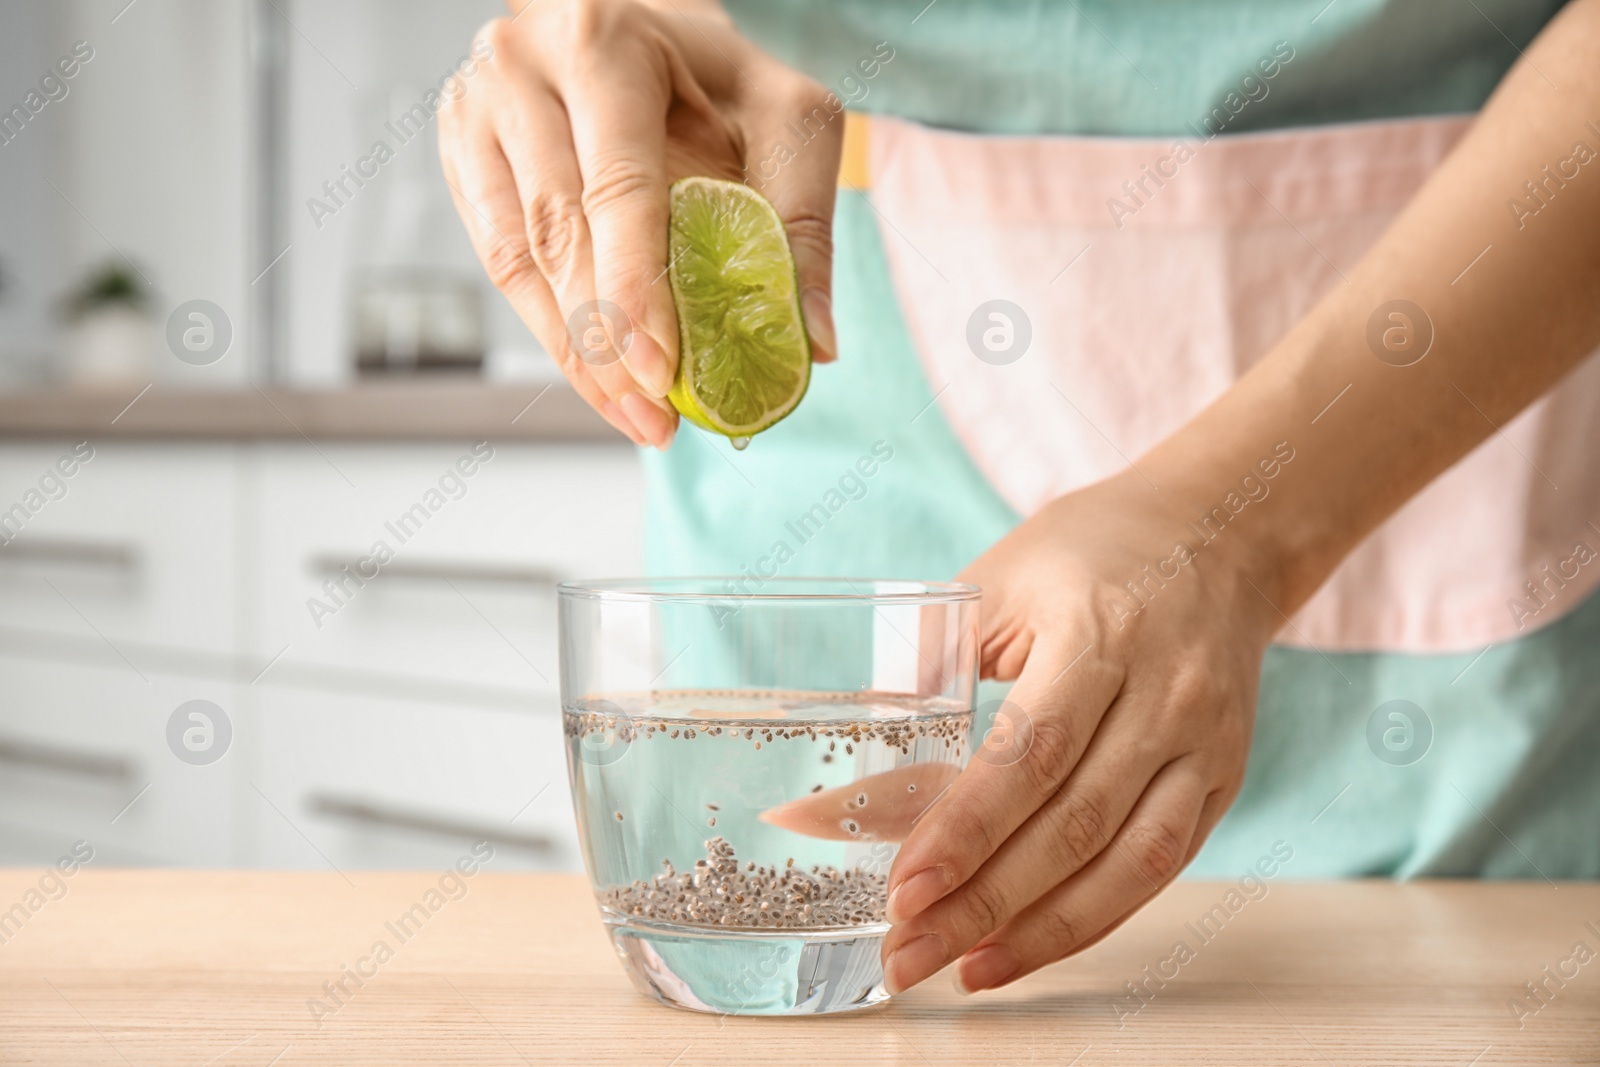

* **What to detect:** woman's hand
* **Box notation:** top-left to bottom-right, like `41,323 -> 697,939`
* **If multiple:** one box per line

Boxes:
438,0 -> 842,448
880,470 -> 1283,995
876,0 -> 1600,995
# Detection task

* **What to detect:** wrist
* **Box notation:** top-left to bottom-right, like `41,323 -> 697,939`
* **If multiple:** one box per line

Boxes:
1134,328 -> 1385,635
1106,449 -> 1299,645
1130,343 -> 1366,635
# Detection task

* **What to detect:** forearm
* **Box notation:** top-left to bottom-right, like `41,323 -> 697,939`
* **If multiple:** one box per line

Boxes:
1144,0 -> 1600,616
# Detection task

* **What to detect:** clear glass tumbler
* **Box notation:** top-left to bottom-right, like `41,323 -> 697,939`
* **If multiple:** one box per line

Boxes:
559,578 -> 980,1015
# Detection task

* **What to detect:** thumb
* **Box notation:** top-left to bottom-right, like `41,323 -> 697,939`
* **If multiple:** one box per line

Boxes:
747,89 -> 843,362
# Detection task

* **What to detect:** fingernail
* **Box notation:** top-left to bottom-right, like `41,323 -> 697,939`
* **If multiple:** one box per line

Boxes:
601,400 -> 647,447
801,287 -> 837,363
955,943 -> 1020,995
887,866 -> 951,924
619,392 -> 673,450
884,933 -> 949,995
621,330 -> 675,399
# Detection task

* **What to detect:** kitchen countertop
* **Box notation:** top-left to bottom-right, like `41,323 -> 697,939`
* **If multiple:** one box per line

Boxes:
1,871 -> 1594,1065
0,380 -> 617,442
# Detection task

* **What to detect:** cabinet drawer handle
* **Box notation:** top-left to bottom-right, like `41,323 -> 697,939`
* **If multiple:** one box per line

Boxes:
307,793 -> 557,854
0,539 -> 138,569
308,556 -> 561,587
0,735 -> 136,782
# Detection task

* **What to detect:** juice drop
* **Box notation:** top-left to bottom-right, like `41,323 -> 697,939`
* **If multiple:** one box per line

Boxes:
730,436 -> 751,451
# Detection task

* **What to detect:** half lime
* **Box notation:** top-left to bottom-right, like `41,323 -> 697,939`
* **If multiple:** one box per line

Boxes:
666,177 -> 810,444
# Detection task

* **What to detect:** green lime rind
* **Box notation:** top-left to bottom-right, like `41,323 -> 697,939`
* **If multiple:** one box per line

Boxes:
666,177 -> 811,438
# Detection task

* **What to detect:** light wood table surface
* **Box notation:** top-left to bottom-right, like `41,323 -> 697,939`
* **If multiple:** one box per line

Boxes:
0,871 -> 1596,1065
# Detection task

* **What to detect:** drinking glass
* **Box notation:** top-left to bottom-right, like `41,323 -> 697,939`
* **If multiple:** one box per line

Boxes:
559,577 -> 980,1015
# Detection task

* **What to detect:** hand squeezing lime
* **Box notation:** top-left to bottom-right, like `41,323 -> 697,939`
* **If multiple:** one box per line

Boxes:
666,177 -> 811,448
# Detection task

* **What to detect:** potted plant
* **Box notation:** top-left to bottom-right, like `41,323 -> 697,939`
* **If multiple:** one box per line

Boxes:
59,261 -> 154,385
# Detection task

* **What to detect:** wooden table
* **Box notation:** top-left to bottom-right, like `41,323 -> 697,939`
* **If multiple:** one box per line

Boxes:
1,871 -> 1595,1065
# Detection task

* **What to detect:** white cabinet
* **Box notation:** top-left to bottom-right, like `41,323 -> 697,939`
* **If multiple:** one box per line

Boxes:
248,689 -> 575,872
0,442 -> 239,658
0,439 -> 643,870
0,652 -> 238,867
248,443 -> 640,696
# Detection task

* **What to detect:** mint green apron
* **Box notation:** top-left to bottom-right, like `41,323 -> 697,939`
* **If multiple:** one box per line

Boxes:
644,0 -> 1598,883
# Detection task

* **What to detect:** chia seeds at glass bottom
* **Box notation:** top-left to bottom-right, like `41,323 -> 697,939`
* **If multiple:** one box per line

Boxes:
600,837 -> 888,930
571,692 -> 970,935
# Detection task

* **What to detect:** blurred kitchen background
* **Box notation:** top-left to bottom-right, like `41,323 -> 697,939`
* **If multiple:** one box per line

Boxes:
0,1 -> 639,871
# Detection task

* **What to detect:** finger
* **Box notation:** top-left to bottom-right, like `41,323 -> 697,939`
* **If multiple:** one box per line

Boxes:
759,762 -> 959,842
443,156 -> 648,447
437,115 -> 649,446
563,31 -> 679,399
953,759 -> 1207,995
744,85 -> 844,363
985,784 -> 1233,968
489,81 -> 677,448
935,785 -> 1232,982
970,784 -> 1234,971
880,722 -> 1168,989
885,638 -> 1121,926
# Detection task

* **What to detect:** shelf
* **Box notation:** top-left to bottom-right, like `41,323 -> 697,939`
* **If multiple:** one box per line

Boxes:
0,379 -> 617,442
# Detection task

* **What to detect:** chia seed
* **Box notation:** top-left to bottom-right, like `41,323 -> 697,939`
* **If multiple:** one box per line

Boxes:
599,838 -> 889,930
568,692 -> 973,934
562,690 -> 971,755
